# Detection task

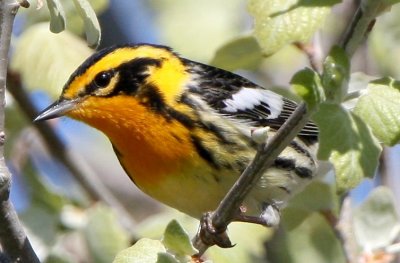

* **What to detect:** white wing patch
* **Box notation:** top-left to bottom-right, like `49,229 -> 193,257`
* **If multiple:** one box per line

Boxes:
222,88 -> 284,119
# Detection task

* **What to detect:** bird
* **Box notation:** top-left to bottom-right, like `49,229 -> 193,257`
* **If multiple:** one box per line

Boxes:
35,44 -> 319,227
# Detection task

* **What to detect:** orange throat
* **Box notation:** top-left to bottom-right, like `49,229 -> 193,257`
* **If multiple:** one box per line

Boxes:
68,96 -> 195,188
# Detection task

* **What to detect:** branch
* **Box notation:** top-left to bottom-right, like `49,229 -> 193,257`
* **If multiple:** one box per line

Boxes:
7,72 -> 139,237
193,103 -> 312,255
193,0 -> 386,257
339,1 -> 384,55
0,0 -> 40,262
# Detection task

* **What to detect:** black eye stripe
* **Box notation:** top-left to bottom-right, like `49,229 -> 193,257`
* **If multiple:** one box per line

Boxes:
106,58 -> 163,97
78,58 -> 163,98
78,70 -> 115,97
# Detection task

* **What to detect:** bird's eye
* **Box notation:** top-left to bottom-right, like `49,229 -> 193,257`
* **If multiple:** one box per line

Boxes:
94,71 -> 113,88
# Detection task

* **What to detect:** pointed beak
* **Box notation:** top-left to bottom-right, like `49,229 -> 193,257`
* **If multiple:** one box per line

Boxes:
34,98 -> 81,122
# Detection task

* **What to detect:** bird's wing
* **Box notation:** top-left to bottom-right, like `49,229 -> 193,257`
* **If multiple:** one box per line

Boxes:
185,62 -> 318,141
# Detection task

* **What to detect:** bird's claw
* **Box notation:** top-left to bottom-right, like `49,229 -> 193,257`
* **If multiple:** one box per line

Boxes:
196,212 -> 234,249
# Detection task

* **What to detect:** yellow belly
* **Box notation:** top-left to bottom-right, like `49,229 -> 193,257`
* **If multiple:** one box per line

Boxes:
129,159 -> 236,218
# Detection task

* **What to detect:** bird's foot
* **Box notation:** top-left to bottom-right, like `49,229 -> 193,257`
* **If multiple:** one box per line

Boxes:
234,204 -> 281,227
195,212 -> 234,249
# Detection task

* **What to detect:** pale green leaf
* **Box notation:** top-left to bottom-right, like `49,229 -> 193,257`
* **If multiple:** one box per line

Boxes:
85,204 -> 130,263
288,181 -> 336,213
267,212 -> 346,263
361,0 -> 398,15
113,239 -> 166,263
370,4 -> 400,78
20,206 -> 60,247
354,187 -> 400,250
22,0 -> 108,36
135,211 -> 198,240
353,77 -> 400,145
46,0 -> 66,33
349,72 -> 376,92
45,253 -> 74,263
62,0 -> 109,36
10,23 -> 93,97
210,36 -> 262,71
313,103 -> 381,192
322,46 -> 350,103
87,0 -> 109,12
72,0 -> 101,47
136,211 -> 269,263
162,220 -> 197,257
384,0 -> 400,5
206,222 -> 270,263
291,68 -> 324,110
19,161 -> 65,247
149,0 -> 244,61
156,253 -> 179,263
248,0 -> 338,55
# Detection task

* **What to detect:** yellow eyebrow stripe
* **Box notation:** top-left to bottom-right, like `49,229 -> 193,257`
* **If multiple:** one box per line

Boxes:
62,45 -> 190,105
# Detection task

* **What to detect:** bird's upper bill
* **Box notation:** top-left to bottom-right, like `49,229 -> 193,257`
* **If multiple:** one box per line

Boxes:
34,98 -> 81,122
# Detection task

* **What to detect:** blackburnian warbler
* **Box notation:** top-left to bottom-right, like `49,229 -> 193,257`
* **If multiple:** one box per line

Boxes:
35,44 -> 318,226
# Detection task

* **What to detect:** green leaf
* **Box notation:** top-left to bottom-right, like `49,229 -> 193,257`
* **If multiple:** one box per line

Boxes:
85,204 -> 130,263
353,77 -> 400,145
353,187 -> 400,250
10,23 -> 93,98
288,181 -> 336,213
291,68 -> 324,110
20,206 -> 60,248
72,0 -> 101,47
46,0 -> 66,33
136,211 -> 270,263
267,212 -> 346,263
313,103 -> 381,192
322,46 -> 350,103
369,4 -> 400,78
162,220 -> 197,257
361,0 -> 398,15
384,0 -> 400,5
45,253 -> 75,263
210,36 -> 262,71
18,160 -> 65,247
22,0 -> 108,36
206,222 -> 270,263
247,0 -> 338,55
113,239 -> 166,263
156,253 -> 180,263
285,182 -> 338,230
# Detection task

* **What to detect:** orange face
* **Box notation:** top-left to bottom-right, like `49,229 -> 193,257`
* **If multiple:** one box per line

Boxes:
67,94 -> 197,188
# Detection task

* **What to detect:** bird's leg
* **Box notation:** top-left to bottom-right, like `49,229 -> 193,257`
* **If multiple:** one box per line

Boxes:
233,203 -> 281,227
195,204 -> 280,251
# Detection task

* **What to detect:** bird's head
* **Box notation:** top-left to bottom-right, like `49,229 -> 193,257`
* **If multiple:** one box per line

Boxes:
35,44 -> 190,124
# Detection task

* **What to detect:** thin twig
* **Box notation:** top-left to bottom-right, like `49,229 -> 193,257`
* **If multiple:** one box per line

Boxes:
193,0 -> 388,257
0,0 -> 40,262
336,197 -> 358,263
294,40 -> 323,73
339,1 -> 382,56
7,72 -> 138,237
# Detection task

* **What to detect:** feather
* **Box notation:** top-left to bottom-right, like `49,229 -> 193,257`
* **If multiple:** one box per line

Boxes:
185,61 -> 318,141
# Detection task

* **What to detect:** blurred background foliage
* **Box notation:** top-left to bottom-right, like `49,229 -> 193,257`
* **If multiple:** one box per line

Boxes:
4,0 -> 400,262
